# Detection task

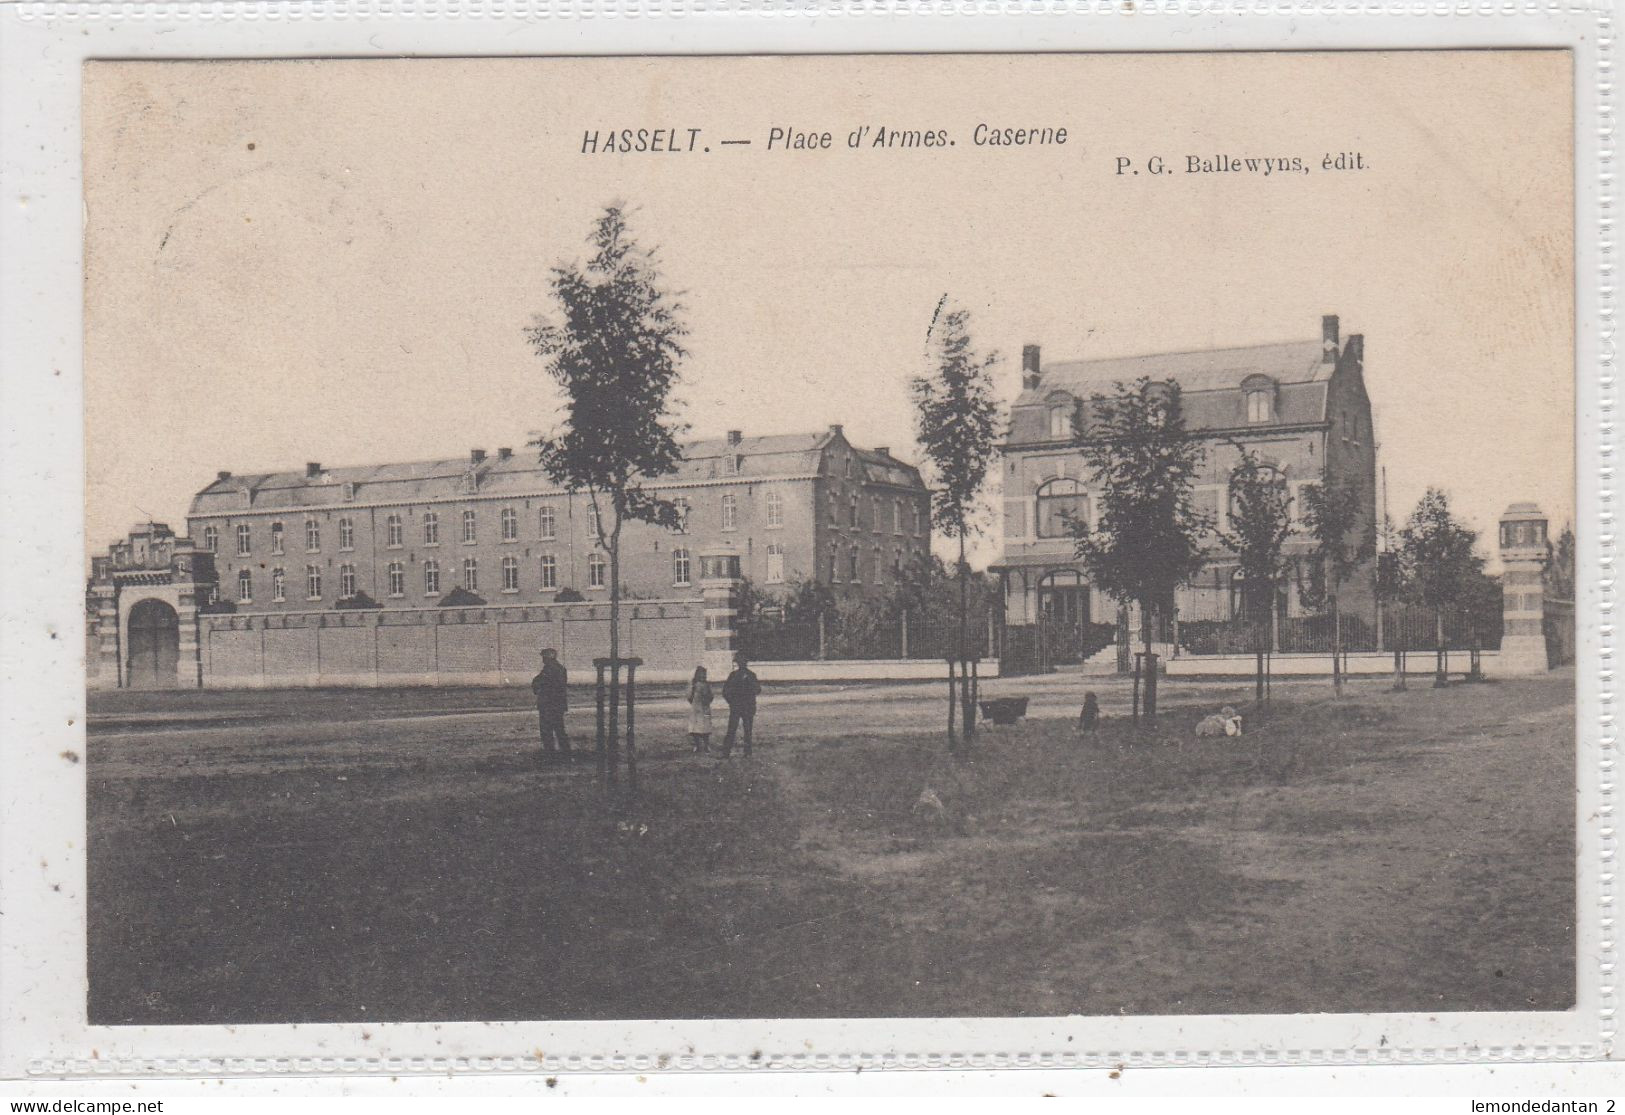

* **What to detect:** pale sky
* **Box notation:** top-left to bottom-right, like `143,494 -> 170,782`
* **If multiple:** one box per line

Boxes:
83,52 -> 1576,571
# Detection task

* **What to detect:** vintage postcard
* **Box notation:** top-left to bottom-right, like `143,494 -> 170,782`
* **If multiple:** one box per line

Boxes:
0,7 -> 1611,1088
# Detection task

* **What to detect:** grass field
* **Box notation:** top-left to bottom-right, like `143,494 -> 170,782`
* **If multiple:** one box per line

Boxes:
86,671 -> 1576,1023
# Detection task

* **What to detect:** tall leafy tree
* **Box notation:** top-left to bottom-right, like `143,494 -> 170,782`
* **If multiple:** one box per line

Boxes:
526,205 -> 687,783
1070,378 -> 1210,721
911,300 -> 1002,749
1299,474 -> 1371,697
1217,446 -> 1293,700
1397,487 -> 1483,688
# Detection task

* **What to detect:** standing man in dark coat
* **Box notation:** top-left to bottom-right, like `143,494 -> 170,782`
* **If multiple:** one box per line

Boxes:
531,647 -> 571,760
720,652 -> 762,758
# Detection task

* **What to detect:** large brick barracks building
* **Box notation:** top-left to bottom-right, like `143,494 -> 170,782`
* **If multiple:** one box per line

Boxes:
183,425 -> 931,612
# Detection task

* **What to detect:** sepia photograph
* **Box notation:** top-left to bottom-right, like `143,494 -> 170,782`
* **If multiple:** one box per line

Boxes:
75,50 -> 1578,1030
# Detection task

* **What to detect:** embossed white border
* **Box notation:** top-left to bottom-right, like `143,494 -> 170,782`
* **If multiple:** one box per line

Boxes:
0,0 -> 1612,1083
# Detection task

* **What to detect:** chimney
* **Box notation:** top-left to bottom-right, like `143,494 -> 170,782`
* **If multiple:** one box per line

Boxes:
828,424 -> 844,438
1322,315 -> 1340,364
217,470 -> 232,482
874,446 -> 890,458
470,448 -> 487,465
305,462 -> 321,479
1022,344 -> 1042,390
497,447 -> 512,460
1344,334 -> 1363,364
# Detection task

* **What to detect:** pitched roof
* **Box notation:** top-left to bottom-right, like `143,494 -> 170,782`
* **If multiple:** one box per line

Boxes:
1013,337 -> 1336,437
1025,338 -> 1329,402
189,430 -> 921,516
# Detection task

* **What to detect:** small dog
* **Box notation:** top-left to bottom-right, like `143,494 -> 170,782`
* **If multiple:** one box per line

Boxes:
1077,691 -> 1101,734
1195,705 -> 1244,738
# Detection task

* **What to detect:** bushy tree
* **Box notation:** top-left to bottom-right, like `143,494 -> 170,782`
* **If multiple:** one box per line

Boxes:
526,205 -> 688,783
911,300 -> 1002,749
1545,524 -> 1576,601
1070,378 -> 1210,721
1299,474 -> 1371,696
1398,488 -> 1483,688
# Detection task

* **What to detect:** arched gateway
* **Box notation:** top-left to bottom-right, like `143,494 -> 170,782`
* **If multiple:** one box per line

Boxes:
126,598 -> 181,688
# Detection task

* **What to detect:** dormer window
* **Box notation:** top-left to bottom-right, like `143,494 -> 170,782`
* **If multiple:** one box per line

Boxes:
1045,392 -> 1075,439
1241,374 -> 1277,424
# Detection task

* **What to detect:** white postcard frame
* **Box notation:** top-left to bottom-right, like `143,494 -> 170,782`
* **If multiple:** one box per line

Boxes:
0,0 -> 1612,1083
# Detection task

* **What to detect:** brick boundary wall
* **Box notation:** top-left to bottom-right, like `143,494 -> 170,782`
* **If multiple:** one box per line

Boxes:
197,598 -> 706,688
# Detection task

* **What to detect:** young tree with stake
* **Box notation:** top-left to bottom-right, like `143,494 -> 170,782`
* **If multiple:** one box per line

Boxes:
1069,378 -> 1210,723
1299,475 -> 1371,697
526,205 -> 687,784
1217,446 -> 1294,703
910,300 -> 1002,750
1397,488 -> 1483,689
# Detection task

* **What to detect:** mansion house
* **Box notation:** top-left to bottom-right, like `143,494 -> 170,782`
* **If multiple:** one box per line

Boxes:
183,425 -> 931,611
990,314 -> 1378,648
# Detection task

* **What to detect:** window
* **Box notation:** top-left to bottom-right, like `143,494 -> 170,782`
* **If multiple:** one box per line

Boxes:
893,547 -> 903,579
830,542 -> 840,582
672,499 -> 690,533
271,567 -> 286,602
845,457 -> 853,478
502,555 -> 520,592
202,525 -> 218,553
236,523 -> 252,556
539,553 -> 557,590
1230,466 -> 1288,528
849,544 -> 861,582
237,568 -> 253,602
894,497 -> 904,535
270,522 -> 285,555
587,552 -> 606,589
1049,404 -> 1073,439
386,514 -> 403,548
338,518 -> 354,551
501,507 -> 518,542
766,542 -> 785,584
1246,389 -> 1273,423
388,561 -> 405,597
849,493 -> 859,528
538,504 -> 557,541
828,490 -> 838,524
339,563 -> 357,598
721,493 -> 738,531
913,501 -> 924,535
305,564 -> 322,600
874,546 -> 885,584
765,490 -> 783,529
461,509 -> 477,544
462,557 -> 478,592
673,548 -> 691,587
305,519 -> 321,552
423,560 -> 440,595
423,511 -> 439,546
586,502 -> 600,540
342,481 -> 357,502
1036,477 -> 1089,538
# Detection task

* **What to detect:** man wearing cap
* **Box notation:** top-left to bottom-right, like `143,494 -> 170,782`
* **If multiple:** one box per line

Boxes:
720,652 -> 762,758
531,647 -> 571,761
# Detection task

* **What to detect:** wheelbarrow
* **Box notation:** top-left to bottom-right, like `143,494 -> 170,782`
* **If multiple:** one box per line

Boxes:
978,695 -> 1029,726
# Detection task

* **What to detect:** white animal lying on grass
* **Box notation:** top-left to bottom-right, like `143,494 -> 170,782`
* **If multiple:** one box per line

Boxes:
1194,705 -> 1244,738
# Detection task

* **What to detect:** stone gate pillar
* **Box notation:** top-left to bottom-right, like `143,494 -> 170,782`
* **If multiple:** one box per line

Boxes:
698,542 -> 743,676
1498,501 -> 1550,674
